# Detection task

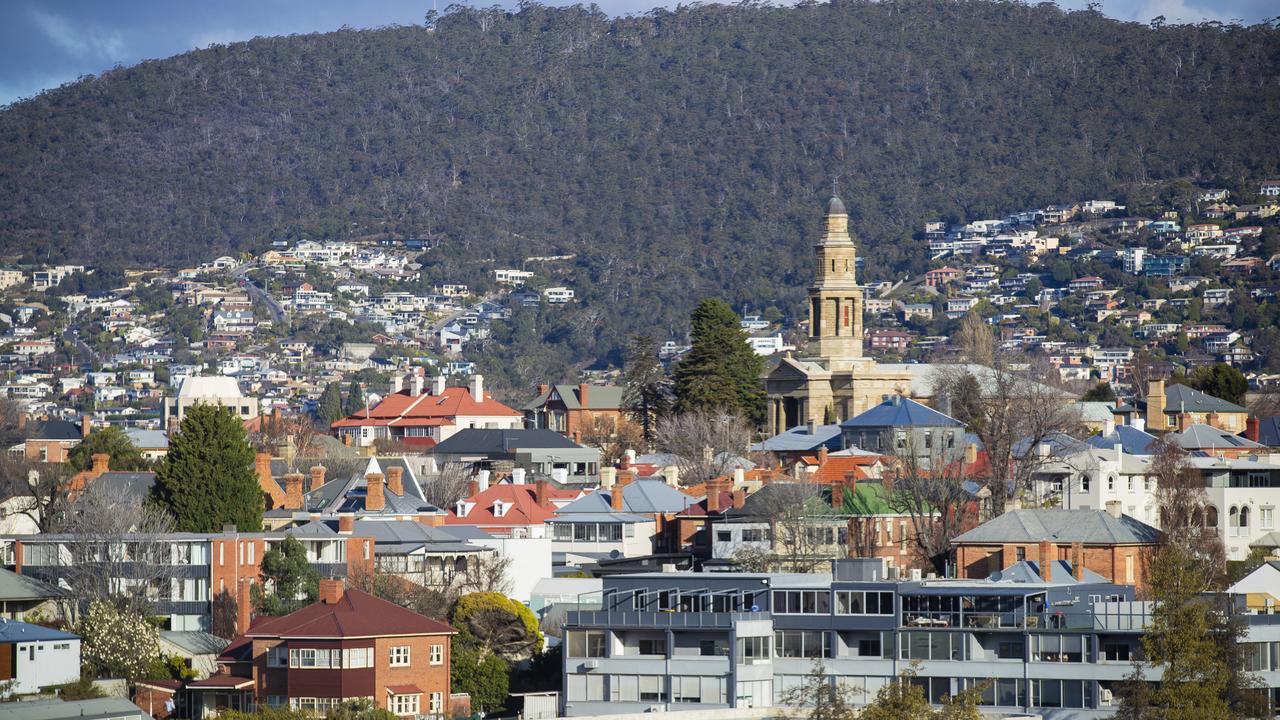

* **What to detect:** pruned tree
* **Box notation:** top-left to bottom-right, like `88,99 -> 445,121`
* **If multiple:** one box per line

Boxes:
0,457 -> 73,532
653,409 -> 752,485
1150,441 -> 1226,584
451,591 -> 544,662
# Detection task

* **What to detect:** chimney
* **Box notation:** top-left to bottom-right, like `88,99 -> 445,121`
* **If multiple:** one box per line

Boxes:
411,373 -> 424,396
319,578 -> 345,605
662,465 -> 679,487
366,472 -> 385,511
1106,500 -> 1123,519
536,478 -> 551,508
81,414 -> 91,438
338,513 -> 354,534
309,466 -> 327,492
1104,415 -> 1115,437
512,468 -> 527,485
284,473 -> 304,510
1072,542 -> 1085,581
818,446 -> 829,464
706,479 -> 722,513
537,383 -> 549,398
733,466 -> 745,489
731,489 -> 746,509
1248,417 -> 1261,443
964,442 -> 978,466
466,479 -> 479,497
236,579 -> 252,635
433,375 -> 446,395
1178,412 -> 1192,432
417,511 -> 445,527
611,482 -> 625,511
90,453 -> 110,477
1206,411 -> 1219,429
807,418 -> 816,436
599,466 -> 617,490
471,374 -> 485,399
830,479 -> 844,511
255,452 -> 273,489
386,466 -> 404,496
1039,540 -> 1054,582
477,470 -> 491,493
391,375 -> 404,394
1147,380 -> 1167,431
578,383 -> 590,408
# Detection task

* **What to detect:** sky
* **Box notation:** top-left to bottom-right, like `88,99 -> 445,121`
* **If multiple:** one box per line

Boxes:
1,0 -> 1274,107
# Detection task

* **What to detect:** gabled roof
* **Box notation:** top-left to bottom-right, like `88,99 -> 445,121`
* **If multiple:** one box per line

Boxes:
952,509 -> 1161,545
756,424 -> 843,453
446,481 -> 579,527
557,480 -> 697,515
28,419 -> 81,441
840,395 -> 962,429
808,456 -> 873,484
431,428 -> 587,455
331,386 -> 520,429
524,384 -> 626,411
1160,384 -> 1246,414
1086,425 -> 1159,455
1168,423 -> 1265,451
0,567 -> 62,602
0,619 -> 78,643
246,588 -> 455,639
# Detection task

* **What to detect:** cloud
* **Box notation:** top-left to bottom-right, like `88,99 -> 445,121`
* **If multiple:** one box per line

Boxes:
28,7 -> 126,60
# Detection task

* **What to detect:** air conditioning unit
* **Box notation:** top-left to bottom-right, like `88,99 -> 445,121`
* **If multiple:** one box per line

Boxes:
1100,688 -> 1114,706
581,660 -> 599,670
910,568 -> 923,581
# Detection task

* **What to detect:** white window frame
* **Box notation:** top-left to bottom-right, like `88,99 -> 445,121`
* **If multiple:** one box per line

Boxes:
429,644 -> 444,665
389,645 -> 411,667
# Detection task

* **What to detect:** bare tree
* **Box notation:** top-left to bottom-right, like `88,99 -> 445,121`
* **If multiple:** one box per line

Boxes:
653,409 -> 752,486
576,414 -> 644,465
732,480 -> 843,573
882,433 -> 974,572
953,311 -> 995,366
1150,441 -> 1226,585
453,551 -> 513,595
420,461 -> 474,509
0,457 -> 73,532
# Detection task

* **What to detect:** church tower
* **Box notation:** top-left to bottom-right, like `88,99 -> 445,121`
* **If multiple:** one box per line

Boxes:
808,196 -> 864,369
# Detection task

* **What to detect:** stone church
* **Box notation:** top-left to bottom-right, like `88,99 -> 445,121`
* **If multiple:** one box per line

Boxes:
763,197 -> 922,434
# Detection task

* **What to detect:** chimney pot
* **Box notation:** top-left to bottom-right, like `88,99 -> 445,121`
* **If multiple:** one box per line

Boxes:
386,466 -> 404,496
319,579 -> 345,605
91,453 -> 110,476
731,489 -> 746,509
366,472 -> 385,511
706,479 -> 722,513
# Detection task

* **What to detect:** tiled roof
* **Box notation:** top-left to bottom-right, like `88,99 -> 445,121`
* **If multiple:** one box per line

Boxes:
331,387 -> 520,429
809,456 -> 873,484
247,588 -> 456,639
557,480 -> 697,515
952,509 -> 1162,545
446,482 -> 579,527
1161,384 -> 1246,414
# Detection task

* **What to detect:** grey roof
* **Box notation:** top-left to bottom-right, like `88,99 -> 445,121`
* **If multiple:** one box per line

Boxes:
952,509 -> 1162,545
557,481 -> 697,515
30,419 -> 81,441
1251,532 -> 1280,549
348,520 -> 488,555
160,630 -> 229,656
124,428 -> 168,450
523,384 -> 626,411
1169,423 -> 1265,451
990,559 -> 1109,585
0,619 -> 77,643
79,472 -> 155,505
827,196 -> 847,215
633,452 -> 755,471
840,395 -> 962,430
1162,384 -> 1246,414
291,457 -> 439,516
1257,417 -> 1280,448
431,429 -> 586,455
0,699 -> 147,720
756,424 -> 843,453
0,567 -> 62,602
546,512 -> 652,524
1086,425 -> 1159,455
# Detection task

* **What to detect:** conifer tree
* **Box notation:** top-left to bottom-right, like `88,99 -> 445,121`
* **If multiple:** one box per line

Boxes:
317,381 -> 344,422
149,404 -> 262,532
68,426 -> 148,472
622,334 -> 672,446
344,380 -> 365,417
673,299 -> 765,425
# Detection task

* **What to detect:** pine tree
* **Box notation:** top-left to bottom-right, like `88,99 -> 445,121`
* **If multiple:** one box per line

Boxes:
68,426 -> 149,472
149,404 -> 263,532
621,334 -> 672,446
673,298 -> 766,425
317,381 -> 344,422
344,380 -> 365,417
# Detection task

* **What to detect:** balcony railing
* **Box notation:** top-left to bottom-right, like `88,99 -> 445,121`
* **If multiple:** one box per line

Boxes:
568,611 -> 767,629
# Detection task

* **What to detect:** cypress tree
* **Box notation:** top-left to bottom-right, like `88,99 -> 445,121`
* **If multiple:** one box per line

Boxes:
673,298 -> 766,425
149,404 -> 263,532
343,380 -> 365,417
317,381 -> 344,422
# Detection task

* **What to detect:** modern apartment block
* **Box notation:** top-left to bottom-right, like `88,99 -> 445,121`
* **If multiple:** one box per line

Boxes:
561,559 -> 1280,718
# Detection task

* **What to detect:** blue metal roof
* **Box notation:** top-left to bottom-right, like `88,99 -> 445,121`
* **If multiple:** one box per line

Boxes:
0,619 -> 78,643
840,395 -> 962,429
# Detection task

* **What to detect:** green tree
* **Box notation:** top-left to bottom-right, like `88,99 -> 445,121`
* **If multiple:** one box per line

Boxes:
621,334 -> 672,446
317,381 -> 345,423
1188,363 -> 1248,405
344,380 -> 365,417
451,591 -> 544,661
68,425 -> 149,472
149,404 -> 263,532
252,535 -> 321,616
325,698 -> 397,720
451,646 -> 509,714
1082,382 -> 1117,402
1050,260 -> 1073,285
673,298 -> 765,425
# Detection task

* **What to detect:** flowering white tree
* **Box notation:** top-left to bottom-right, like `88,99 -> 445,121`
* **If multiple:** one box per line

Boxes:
76,600 -> 161,680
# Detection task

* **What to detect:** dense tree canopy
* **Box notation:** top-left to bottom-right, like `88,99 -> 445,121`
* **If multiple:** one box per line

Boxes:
673,298 -> 766,423
68,426 -> 149,473
149,404 -> 263,532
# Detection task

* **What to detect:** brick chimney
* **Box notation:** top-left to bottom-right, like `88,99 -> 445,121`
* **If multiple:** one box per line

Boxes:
706,479 -> 722,513
386,466 -> 404,497
236,579 -> 252,635
1071,542 -> 1085,581
731,489 -> 746,510
578,383 -> 590,408
309,466 -> 327,493
1147,380 -> 1167,431
255,452 -> 273,488
536,479 -> 551,509
338,513 -> 354,534
366,472 -> 385,511
964,442 -> 978,466
90,453 -> 110,477
1038,540 -> 1054,582
537,384 -> 549,398
80,414 -> 91,438
319,578 -> 345,605
417,512 -> 445,527
830,479 -> 844,511
284,473 -> 304,510
611,483 -> 625,511
1178,411 -> 1192,431
467,479 -> 479,497
818,445 -> 829,464
1247,417 -> 1261,443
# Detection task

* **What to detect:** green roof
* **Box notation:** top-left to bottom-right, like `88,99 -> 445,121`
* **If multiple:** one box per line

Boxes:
841,482 -> 930,515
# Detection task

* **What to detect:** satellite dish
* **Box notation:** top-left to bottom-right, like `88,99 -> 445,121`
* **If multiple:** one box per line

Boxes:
609,549 -> 621,559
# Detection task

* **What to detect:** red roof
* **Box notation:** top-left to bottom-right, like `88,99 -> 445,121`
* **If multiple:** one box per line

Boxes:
332,387 -> 520,430
247,588 -> 456,639
187,674 -> 254,690
445,482 -> 579,527
810,457 -> 872,484
386,685 -> 424,695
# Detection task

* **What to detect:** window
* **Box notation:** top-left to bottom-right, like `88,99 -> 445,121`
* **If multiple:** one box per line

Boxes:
699,639 -> 729,656
737,636 -> 768,661
835,590 -> 894,615
638,638 -> 667,656
639,675 -> 666,703
429,692 -> 443,714
1263,507 -> 1275,530
857,638 -> 881,657
1103,642 -> 1132,662
267,646 -> 287,667
1081,475 -> 1091,492
390,693 -> 420,716
772,590 -> 831,614
429,644 -> 444,665
389,646 -> 411,667
996,639 -> 1024,660
1015,547 -> 1026,562
742,528 -> 766,542
716,531 -> 731,542
1107,476 -> 1115,491
566,630 -> 606,658
568,675 -> 606,702
343,647 -> 371,668
774,630 -> 829,659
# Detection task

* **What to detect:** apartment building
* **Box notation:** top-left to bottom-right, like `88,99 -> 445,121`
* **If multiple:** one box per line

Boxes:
561,559 -> 1197,718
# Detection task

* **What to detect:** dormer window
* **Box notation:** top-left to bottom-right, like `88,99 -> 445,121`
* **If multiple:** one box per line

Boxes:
456,501 -> 474,517
493,500 -> 508,518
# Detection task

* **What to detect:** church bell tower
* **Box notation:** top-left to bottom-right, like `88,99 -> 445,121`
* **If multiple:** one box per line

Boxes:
808,196 -> 864,369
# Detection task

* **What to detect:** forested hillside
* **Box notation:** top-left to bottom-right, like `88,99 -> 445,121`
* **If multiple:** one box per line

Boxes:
1,0 -> 1278,377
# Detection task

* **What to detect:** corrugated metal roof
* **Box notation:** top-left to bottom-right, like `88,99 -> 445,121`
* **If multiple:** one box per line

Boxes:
953,509 -> 1161,545
840,395 -> 962,429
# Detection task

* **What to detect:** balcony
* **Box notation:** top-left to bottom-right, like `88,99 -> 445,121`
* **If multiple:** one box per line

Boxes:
567,611 -> 766,629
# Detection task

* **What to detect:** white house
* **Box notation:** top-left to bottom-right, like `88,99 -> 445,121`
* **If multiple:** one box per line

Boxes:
543,287 -> 575,304
0,622 -> 81,695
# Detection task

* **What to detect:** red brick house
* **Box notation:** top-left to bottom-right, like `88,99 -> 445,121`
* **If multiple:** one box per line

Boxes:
523,383 -> 628,443
201,579 -> 456,718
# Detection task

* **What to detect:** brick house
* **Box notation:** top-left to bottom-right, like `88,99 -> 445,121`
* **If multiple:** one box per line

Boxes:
951,508 -> 1161,590
201,579 -> 456,718
23,416 -> 90,463
523,384 -> 627,443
